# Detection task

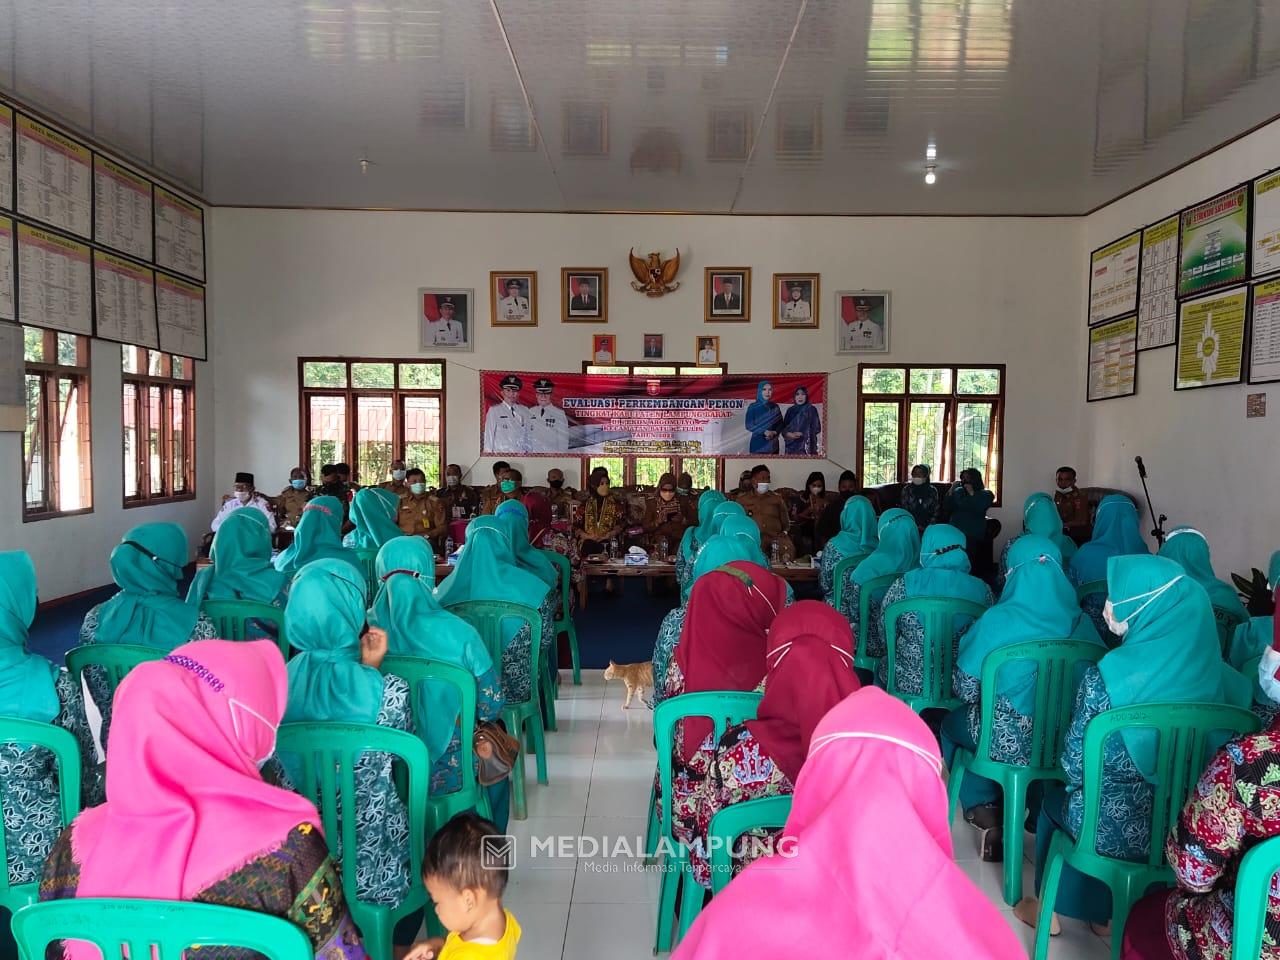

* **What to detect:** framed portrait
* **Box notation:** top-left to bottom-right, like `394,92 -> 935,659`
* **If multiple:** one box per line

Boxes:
773,273 -> 820,329
591,333 -> 617,365
564,102 -> 609,156
490,271 -> 537,326
642,333 -> 665,360
835,290 -> 890,354
707,108 -> 751,161
695,335 -> 721,367
562,268 -> 608,322
705,267 -> 751,322
419,288 -> 473,351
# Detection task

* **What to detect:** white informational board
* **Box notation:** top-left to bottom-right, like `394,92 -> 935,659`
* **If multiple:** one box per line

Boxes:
0,216 -> 13,322
15,114 -> 92,239
1250,277 -> 1280,384
94,250 -> 157,348
156,270 -> 206,359
1088,231 -> 1140,325
0,105 -> 13,211
1253,170 -> 1280,278
17,222 -> 92,335
94,155 -> 153,261
1087,314 -> 1138,401
1137,215 -> 1179,350
154,186 -> 204,281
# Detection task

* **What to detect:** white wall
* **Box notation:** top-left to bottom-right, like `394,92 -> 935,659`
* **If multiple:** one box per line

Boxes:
210,208 -> 1083,535
1080,120 -> 1280,578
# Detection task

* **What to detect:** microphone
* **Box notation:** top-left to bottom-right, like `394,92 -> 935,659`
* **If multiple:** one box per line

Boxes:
1135,456 -> 1147,479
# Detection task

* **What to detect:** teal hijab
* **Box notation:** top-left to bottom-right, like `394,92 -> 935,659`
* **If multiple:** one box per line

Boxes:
1069,494 -> 1148,584
95,523 -> 198,650
1227,550 -> 1280,672
347,487 -> 403,550
1022,493 -> 1078,565
852,509 -> 920,585
706,500 -> 747,539
825,496 -> 878,561
187,508 -> 287,605
957,535 -> 1101,714
273,495 -> 363,577
0,552 -> 59,723
902,524 -> 991,607
681,535 -> 757,603
1158,526 -> 1248,620
1098,554 -> 1250,775
679,491 -> 727,565
283,559 -> 384,724
495,500 -> 558,588
719,514 -> 770,569
369,537 -> 493,763
433,515 -> 550,610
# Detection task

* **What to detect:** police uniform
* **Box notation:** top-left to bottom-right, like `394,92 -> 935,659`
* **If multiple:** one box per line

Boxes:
527,377 -> 570,453
843,299 -> 883,350
483,375 -> 529,453
398,491 -> 447,546
498,283 -> 530,321
782,289 -> 811,322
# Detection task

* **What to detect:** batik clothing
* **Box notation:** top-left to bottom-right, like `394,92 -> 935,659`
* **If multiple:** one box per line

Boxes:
578,495 -> 622,544
429,668 -> 504,797
874,576 -> 994,695
40,822 -> 368,960
651,607 -> 687,706
0,671 -> 100,885
497,592 -> 557,705
535,522 -> 581,613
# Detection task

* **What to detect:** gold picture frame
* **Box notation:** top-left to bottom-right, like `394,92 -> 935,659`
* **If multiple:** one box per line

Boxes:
695,335 -> 721,367
704,267 -> 751,322
773,273 -> 820,329
489,271 -> 537,327
562,268 -> 608,322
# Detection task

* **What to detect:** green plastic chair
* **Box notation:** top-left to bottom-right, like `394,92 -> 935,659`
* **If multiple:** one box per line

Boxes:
540,548 -> 581,686
947,638 -> 1105,905
199,598 -> 290,660
652,690 -> 762,952
1214,605 -> 1251,658
1231,834 -> 1280,960
65,643 -> 166,747
380,654 -> 492,826
1076,579 -> 1108,605
707,794 -> 793,895
444,599 -> 546,821
883,595 -> 989,713
0,718 -> 82,917
855,573 -> 897,673
11,898 -> 312,960
1034,701 -> 1260,960
829,551 -> 870,613
275,721 -> 431,960
352,546 -> 379,603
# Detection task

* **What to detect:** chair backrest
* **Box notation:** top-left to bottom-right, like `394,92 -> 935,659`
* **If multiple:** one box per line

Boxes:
443,599 -> 542,703
1232,834 -> 1280,960
198,599 -> 289,660
707,794 -> 793,894
883,595 -> 988,706
1213,605 -> 1250,657
1076,579 -> 1108,604
974,639 -> 1106,772
65,643 -> 165,701
1076,702 -> 1259,868
11,898 -> 313,960
652,691 -> 762,847
352,547 -> 379,603
830,552 -> 870,611
0,718 -> 82,912
539,549 -> 572,625
855,573 -> 898,669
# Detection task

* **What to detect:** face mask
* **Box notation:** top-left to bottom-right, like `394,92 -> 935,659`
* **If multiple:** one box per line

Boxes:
235,490 -> 251,503
391,469 -> 406,481
660,490 -> 675,501
1057,484 -> 1074,493
911,477 -> 926,485
677,487 -> 690,496
755,482 -> 770,494
1259,648 -> 1280,706
500,479 -> 517,494
1102,599 -> 1127,637
446,475 -> 459,487
597,484 -> 609,496
410,482 -> 426,496
810,486 -> 823,496
1106,576 -> 1183,636
229,697 -> 279,768
290,479 -> 306,490
549,479 -> 564,490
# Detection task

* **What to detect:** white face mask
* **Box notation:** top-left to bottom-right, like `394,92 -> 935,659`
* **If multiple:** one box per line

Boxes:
391,469 -> 406,481
1105,576 -> 1184,637
446,475 -> 459,487
809,486 -> 823,496
1259,647 -> 1280,706
230,697 -> 279,768
1057,484 -> 1074,493
911,477 -> 926,485
1102,599 -> 1127,636
755,482 -> 770,494
235,490 -> 252,503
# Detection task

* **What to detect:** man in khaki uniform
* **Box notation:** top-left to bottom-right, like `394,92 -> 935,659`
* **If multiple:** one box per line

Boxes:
437,463 -> 480,522
276,466 -> 313,530
397,468 -> 447,550
736,464 -> 795,562
545,467 -> 577,523
479,461 -> 510,515
378,458 -> 411,499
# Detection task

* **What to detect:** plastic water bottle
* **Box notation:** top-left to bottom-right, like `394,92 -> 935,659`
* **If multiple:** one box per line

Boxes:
609,538 -> 619,561
770,541 -> 780,565
444,535 -> 455,558
659,537 -> 669,560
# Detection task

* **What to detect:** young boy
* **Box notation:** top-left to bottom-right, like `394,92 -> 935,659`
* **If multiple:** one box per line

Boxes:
405,813 -> 521,960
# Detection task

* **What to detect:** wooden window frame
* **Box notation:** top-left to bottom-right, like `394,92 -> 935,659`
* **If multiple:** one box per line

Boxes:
22,329 -> 93,522
298,358 -> 447,486
122,347 -> 197,508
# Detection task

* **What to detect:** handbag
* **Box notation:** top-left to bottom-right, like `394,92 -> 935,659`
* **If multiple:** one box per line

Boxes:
474,720 -> 520,785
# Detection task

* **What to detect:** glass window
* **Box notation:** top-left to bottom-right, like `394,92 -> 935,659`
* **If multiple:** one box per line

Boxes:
861,367 -> 906,393
307,395 -> 348,481
22,328 -> 92,520
23,327 -> 45,363
356,396 -> 394,482
909,368 -> 952,394
861,401 -> 900,486
634,458 -> 673,486
402,395 -> 442,488
398,362 -> 443,389
123,383 -> 139,499
907,401 -> 947,471
587,457 -> 625,485
957,368 -> 1001,394
957,402 -> 997,486
147,351 -> 166,377
680,457 -> 718,489
121,345 -> 140,374
351,362 -> 395,389
56,333 -> 79,366
302,360 -> 348,388
122,350 -> 196,505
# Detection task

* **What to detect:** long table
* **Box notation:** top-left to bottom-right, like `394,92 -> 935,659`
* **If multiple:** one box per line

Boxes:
577,560 -> 817,608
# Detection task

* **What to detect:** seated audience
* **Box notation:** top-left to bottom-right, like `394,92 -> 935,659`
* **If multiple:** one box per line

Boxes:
1055,466 -> 1092,544
523,491 -> 582,613
787,471 -> 831,557
900,463 -> 941,530
378,458 -> 410,499
544,468 -> 576,523
334,462 -> 359,492
941,467 -> 992,552
834,508 -> 920,656
397,468 -> 447,547
727,469 -> 752,501
945,535 -> 1101,861
437,463 -> 479,521
1226,550 -> 1280,724
676,490 -> 726,589
1068,493 -> 1149,639
673,688 -> 1025,960
276,466 -> 314,529
343,486 -> 404,550
1159,525 -> 1249,649
273,495 -> 363,578
996,492 -> 1079,593
819,495 -> 878,607
813,469 -> 879,549
576,473 -> 624,558
677,471 -> 696,497
719,514 -> 772,569
875,524 -> 993,694
211,471 -> 277,534
736,464 -> 795,562
38,640 -> 368,959
480,462 -> 516,515
641,473 -> 689,557
495,499 -> 559,596
187,507 -> 290,616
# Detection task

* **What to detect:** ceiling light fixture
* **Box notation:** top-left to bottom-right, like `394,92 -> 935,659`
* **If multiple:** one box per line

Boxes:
924,164 -> 937,185
926,142 -> 937,161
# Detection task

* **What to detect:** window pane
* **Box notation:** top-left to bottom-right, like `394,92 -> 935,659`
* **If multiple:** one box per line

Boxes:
908,368 -> 952,394
303,361 -> 348,388
634,366 -> 677,376
23,327 -> 45,363
121,345 -> 139,374
171,387 -> 186,494
957,368 -> 1001,394
56,334 -> 78,367
56,378 -> 87,511
861,368 -> 906,393
680,457 -> 718,489
634,458 -> 673,486
402,395 -> 442,488
148,386 -> 164,495
171,356 -> 187,380
123,383 -> 139,499
588,457 -> 625,485
24,374 -> 45,509
148,351 -> 165,376
308,395 -> 348,480
399,362 -> 443,389
678,366 -> 721,376
351,362 -> 395,389
906,402 -> 947,477
957,402 -> 997,499
861,402 -> 900,485
356,395 -> 394,484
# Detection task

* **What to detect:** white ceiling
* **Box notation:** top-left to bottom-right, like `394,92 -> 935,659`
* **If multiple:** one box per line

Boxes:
3,0 -> 1280,214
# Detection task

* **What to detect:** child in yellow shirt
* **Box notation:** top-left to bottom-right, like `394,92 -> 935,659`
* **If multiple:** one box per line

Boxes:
405,812 -> 521,960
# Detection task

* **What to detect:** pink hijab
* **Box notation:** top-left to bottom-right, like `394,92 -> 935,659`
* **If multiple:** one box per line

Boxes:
68,640 -> 319,931
673,687 -> 1024,960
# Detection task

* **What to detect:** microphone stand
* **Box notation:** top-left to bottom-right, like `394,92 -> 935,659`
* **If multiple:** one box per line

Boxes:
1134,456 -> 1167,547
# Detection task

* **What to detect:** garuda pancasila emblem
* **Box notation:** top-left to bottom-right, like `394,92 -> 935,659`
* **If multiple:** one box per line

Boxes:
629,248 -> 681,297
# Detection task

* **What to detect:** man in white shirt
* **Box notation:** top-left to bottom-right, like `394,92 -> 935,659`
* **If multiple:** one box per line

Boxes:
483,374 -> 529,453
497,278 -> 530,322
782,283 -> 811,322
842,296 -> 885,350
527,378 -> 571,452
428,297 -> 466,346
698,338 -> 718,364
210,471 -> 278,533
593,338 -> 615,364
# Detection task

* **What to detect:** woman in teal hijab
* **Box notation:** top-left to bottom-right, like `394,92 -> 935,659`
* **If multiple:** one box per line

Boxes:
874,524 -> 994,695
434,515 -> 556,707
495,499 -> 559,589
273,495 -> 363,577
369,537 -> 509,829
281,558 -> 416,918
0,551 -> 101,883
1019,555 -> 1250,930
1068,494 -> 1150,642
942,535 -> 1101,860
1158,525 -> 1249,648
187,508 -> 289,607
843,509 -> 921,656
1227,550 -> 1280,723
676,491 -> 727,589
819,495 -> 878,607
81,523 -> 215,751
719,514 -> 771,569
996,493 -> 1078,594
706,499 -> 747,539
343,486 -> 404,550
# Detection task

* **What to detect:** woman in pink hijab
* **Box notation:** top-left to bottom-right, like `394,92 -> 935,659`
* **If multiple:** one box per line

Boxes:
673,687 -> 1025,960
38,639 -> 369,959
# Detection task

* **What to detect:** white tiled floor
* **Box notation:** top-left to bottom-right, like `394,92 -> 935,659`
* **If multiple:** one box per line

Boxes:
511,671 -> 1110,960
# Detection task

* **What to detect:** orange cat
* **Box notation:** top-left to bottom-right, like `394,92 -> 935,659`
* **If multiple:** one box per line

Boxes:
603,659 -> 652,709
